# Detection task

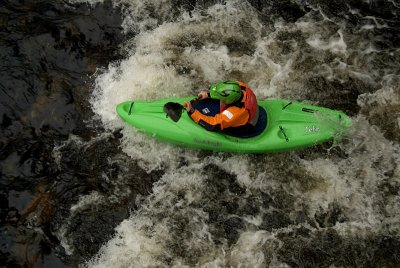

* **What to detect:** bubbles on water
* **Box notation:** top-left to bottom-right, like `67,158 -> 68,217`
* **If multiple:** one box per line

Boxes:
66,0 -> 400,266
357,75 -> 400,142
119,127 -> 188,172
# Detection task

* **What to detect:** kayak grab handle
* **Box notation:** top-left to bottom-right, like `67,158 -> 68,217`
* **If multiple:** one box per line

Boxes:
282,102 -> 292,110
128,102 -> 134,115
279,126 -> 289,142
302,108 -> 315,113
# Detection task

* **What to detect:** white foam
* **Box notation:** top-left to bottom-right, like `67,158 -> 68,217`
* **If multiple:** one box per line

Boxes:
70,191 -> 105,212
84,166 -> 214,267
67,0 -> 400,266
229,231 -> 272,267
362,16 -> 389,29
306,29 -> 347,55
301,115 -> 400,228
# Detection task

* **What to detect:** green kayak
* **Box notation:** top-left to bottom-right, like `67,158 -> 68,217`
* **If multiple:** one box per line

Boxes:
116,97 -> 351,153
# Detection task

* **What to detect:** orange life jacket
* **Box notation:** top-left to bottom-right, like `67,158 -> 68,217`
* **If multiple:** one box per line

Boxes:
189,82 -> 259,131
220,81 -> 259,126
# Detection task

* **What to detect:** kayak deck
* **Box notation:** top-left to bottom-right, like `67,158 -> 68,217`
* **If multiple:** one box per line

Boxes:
116,98 -> 351,153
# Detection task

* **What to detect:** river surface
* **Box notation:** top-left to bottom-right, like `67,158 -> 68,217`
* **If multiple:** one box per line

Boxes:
1,0 -> 399,267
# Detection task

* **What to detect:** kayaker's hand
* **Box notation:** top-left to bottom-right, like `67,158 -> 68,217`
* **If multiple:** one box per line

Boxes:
198,90 -> 209,100
183,101 -> 192,112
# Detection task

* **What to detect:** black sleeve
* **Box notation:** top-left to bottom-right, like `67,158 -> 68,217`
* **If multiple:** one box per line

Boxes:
187,107 -> 195,115
198,119 -> 221,132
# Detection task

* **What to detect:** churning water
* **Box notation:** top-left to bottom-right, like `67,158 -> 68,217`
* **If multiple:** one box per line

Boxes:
1,0 -> 399,267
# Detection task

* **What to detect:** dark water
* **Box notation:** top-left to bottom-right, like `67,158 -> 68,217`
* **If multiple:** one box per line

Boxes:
1,0 -> 400,267
0,1 -> 134,266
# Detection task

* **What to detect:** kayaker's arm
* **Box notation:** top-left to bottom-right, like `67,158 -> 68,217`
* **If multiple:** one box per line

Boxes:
189,106 -> 250,131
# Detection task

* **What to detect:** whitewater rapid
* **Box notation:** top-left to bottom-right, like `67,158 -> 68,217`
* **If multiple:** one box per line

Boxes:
57,0 -> 400,267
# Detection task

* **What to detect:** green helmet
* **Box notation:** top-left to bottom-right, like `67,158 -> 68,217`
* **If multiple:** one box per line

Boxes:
209,81 -> 242,104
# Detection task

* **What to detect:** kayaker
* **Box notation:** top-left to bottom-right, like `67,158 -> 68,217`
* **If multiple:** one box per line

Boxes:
183,81 -> 259,134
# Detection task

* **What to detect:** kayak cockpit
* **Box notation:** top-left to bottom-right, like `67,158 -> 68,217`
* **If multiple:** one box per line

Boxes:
192,98 -> 267,138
